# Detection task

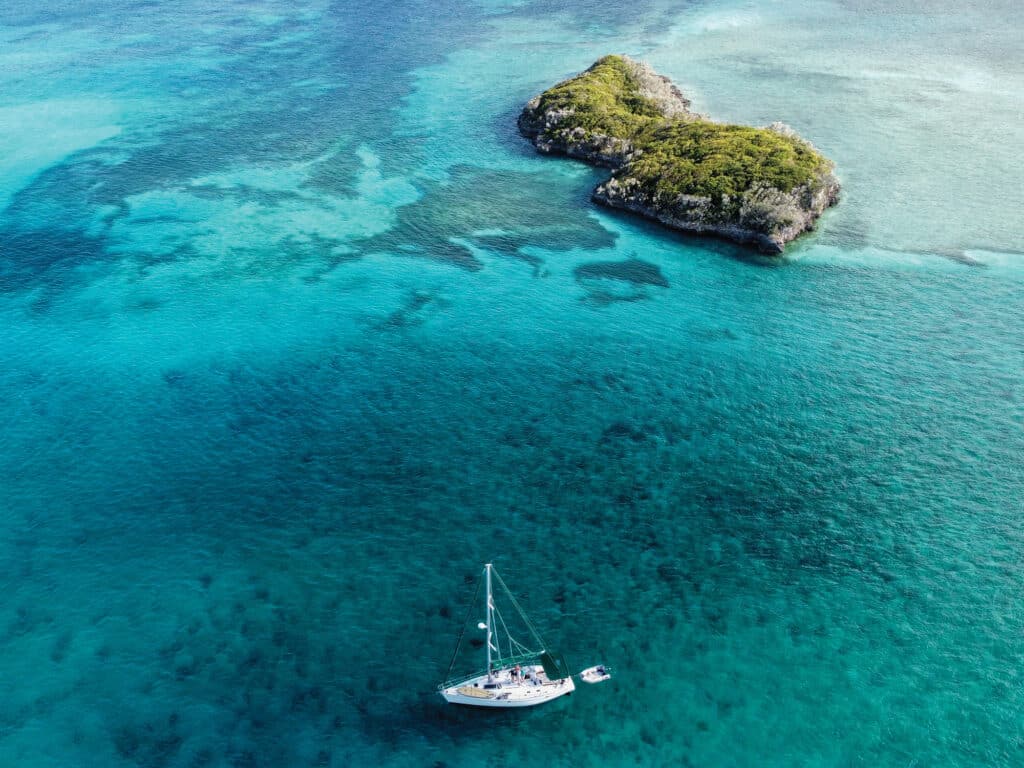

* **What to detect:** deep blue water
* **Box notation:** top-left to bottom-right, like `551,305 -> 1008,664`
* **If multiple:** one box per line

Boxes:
2,1 -> 1024,766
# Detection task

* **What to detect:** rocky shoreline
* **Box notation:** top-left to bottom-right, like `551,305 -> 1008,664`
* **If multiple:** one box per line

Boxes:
519,56 -> 840,254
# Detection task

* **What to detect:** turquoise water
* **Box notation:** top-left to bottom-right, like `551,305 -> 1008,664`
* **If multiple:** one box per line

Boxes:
2,1 -> 1023,765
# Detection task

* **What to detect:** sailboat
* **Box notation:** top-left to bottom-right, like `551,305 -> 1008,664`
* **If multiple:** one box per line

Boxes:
439,563 -> 608,708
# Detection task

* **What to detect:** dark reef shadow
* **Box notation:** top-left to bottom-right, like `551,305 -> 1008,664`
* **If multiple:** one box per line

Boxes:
573,255 -> 670,305
574,256 -> 669,287
920,247 -> 987,267
360,165 -> 616,272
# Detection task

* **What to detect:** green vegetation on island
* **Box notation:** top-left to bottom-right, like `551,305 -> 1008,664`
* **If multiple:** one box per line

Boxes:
518,55 -> 840,253
628,121 -> 829,211
524,55 -> 669,144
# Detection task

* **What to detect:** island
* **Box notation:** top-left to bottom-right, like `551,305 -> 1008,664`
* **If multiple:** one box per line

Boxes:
518,55 -> 840,254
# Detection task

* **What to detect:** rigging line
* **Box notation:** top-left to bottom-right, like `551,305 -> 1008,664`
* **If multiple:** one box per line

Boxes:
494,605 -> 531,659
493,605 -> 516,660
493,605 -> 516,666
495,603 -> 532,657
493,568 -> 547,650
443,569 -> 483,685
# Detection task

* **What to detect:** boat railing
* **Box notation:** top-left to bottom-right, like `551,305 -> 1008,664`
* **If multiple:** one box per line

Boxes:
438,651 -> 543,689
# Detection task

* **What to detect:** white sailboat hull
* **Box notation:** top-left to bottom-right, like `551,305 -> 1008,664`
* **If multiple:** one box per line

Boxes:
440,665 -> 575,708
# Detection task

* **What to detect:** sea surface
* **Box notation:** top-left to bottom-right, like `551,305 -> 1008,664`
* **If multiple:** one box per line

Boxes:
2,1 -> 1023,766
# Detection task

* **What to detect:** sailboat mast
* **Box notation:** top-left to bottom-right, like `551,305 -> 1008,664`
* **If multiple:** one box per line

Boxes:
485,563 -> 494,679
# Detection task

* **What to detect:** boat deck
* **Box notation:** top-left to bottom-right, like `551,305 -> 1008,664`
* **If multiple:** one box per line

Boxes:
441,664 -> 575,708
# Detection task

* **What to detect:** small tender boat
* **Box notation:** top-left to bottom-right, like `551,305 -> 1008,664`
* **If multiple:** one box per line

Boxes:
439,563 -> 607,709
580,664 -> 612,684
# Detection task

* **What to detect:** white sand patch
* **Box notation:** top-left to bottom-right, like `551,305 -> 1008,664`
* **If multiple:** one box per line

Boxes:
0,98 -> 122,214
107,146 -> 419,258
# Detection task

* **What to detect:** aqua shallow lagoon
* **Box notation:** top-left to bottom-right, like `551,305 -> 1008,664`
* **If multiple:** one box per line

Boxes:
1,1 -> 1023,766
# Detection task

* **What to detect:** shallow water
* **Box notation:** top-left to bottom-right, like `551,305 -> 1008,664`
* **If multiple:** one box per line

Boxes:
2,1 -> 1023,766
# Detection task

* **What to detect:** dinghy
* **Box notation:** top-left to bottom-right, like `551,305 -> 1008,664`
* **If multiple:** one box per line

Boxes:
580,664 -> 611,684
